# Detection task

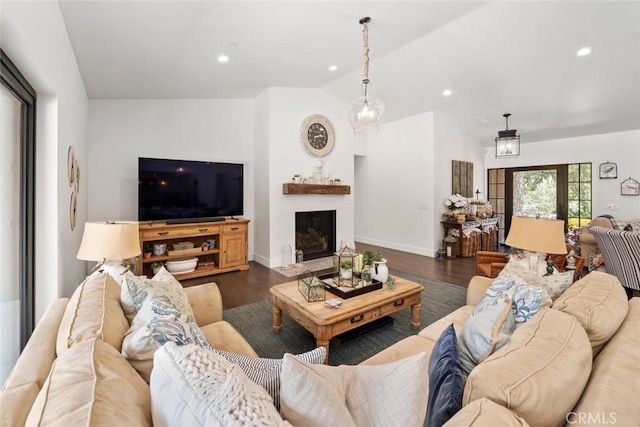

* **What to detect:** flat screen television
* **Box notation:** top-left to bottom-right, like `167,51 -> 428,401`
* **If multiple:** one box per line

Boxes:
138,157 -> 243,223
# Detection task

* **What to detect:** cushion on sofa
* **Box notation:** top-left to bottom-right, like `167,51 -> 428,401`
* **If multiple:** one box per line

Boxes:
361,334 -> 436,366
26,339 -> 151,426
121,268 -> 194,323
419,305 -> 475,342
199,320 -> 259,357
209,346 -> 326,410
427,324 -> 464,427
552,271 -> 628,354
502,261 -> 573,300
2,298 -> 67,394
56,273 -> 129,355
442,398 -> 530,427
122,296 -> 211,382
570,298 -> 640,425
0,383 -> 40,427
280,352 -> 429,427
463,308 -> 592,427
458,299 -> 515,376
150,343 -> 288,427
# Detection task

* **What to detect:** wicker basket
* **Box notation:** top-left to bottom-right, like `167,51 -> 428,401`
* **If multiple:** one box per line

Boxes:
460,230 -> 481,257
481,228 -> 498,251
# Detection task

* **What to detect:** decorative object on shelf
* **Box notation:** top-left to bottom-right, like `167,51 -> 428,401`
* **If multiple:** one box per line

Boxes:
151,262 -> 164,275
294,249 -> 304,267
505,216 -> 566,273
620,177 -> 639,196
143,243 -> 152,259
495,113 -> 520,158
333,245 -> 358,287
298,270 -> 326,302
206,239 -> 216,250
173,241 -> 194,251
300,114 -> 335,157
152,243 -> 167,256
444,193 -> 468,216
165,257 -> 198,274
598,161 -> 617,179
291,174 -> 302,183
77,221 -> 141,282
348,16 -> 385,132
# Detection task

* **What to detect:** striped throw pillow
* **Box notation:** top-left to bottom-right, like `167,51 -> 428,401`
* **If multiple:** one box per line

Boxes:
590,226 -> 640,291
208,346 -> 326,410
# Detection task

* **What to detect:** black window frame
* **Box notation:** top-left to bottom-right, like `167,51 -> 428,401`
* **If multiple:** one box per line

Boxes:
1,49 -> 36,349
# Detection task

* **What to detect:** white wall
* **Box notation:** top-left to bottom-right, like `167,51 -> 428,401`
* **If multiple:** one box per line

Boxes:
252,90 -> 271,266
88,99 -> 255,257
1,1 -> 89,318
484,129 -> 640,220
258,87 -> 355,267
355,112 -> 436,255
434,111 -> 486,248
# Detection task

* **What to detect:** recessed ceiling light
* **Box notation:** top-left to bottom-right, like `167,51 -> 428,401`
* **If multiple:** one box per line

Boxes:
577,47 -> 592,57
329,65 -> 338,71
217,55 -> 230,63
443,89 -> 452,97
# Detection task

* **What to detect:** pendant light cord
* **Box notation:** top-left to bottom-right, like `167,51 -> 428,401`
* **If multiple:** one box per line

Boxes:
360,17 -> 371,83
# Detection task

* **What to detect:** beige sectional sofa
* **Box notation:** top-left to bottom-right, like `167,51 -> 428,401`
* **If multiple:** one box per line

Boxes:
1,271 -> 639,426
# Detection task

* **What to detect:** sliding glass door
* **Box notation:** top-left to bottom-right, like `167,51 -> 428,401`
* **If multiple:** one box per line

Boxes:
1,50 -> 36,385
488,163 -> 591,244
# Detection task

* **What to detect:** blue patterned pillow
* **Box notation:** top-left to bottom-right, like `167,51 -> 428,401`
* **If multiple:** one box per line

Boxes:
122,296 -> 210,382
511,284 -> 552,325
427,324 -> 463,427
473,274 -> 517,315
458,299 -> 515,376
121,268 -> 193,323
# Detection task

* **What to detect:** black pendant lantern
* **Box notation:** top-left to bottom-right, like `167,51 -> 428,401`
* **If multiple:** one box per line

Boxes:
495,113 -> 520,158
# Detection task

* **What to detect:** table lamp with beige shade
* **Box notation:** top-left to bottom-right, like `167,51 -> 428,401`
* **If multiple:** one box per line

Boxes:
505,216 -> 567,275
77,221 -> 141,283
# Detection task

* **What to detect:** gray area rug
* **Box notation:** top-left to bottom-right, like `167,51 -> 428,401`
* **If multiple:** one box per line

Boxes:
223,269 -> 466,365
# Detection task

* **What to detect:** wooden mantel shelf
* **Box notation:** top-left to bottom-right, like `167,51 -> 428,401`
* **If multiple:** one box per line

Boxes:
282,183 -> 351,195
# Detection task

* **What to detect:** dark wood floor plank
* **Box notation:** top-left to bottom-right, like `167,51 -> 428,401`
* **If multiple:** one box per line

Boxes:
184,241 -> 478,310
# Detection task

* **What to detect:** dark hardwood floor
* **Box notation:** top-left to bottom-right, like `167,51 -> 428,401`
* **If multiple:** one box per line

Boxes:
184,242 -> 478,310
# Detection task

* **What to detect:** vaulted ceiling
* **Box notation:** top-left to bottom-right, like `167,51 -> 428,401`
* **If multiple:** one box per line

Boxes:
59,1 -> 640,146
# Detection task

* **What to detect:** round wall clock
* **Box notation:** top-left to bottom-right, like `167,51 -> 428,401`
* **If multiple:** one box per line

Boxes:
300,114 -> 335,157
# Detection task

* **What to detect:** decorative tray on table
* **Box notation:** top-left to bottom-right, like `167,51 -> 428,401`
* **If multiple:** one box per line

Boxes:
319,272 -> 383,299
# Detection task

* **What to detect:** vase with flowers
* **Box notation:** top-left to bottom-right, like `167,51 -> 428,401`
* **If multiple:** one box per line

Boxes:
444,193 -> 468,222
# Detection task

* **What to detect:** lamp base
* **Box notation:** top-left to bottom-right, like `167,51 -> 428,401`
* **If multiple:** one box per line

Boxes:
99,260 -> 134,284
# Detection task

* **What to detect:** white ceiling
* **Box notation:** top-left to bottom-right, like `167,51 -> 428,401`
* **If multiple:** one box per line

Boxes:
59,0 -> 640,146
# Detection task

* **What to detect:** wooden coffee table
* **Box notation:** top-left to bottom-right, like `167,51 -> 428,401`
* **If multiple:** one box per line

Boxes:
270,277 -> 423,363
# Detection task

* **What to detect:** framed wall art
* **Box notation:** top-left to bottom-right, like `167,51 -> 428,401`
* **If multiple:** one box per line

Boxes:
620,177 -> 639,196
598,161 -> 617,179
452,160 -> 473,198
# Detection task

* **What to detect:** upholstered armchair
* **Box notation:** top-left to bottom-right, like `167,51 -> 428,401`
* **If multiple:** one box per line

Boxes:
476,244 -> 585,282
590,226 -> 640,297
475,251 -> 509,278
580,216 -> 614,260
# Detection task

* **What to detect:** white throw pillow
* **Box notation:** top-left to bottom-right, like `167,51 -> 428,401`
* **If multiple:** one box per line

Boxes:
210,347 -> 326,410
150,343 -> 289,427
120,268 -> 193,323
502,259 -> 573,300
279,352 -> 429,427
122,297 -> 210,382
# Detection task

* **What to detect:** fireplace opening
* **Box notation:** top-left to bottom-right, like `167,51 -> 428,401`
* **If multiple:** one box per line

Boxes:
295,210 -> 336,261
